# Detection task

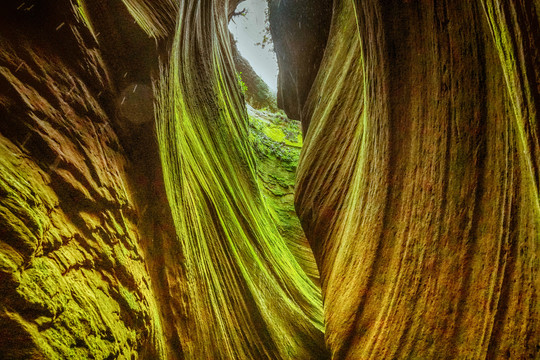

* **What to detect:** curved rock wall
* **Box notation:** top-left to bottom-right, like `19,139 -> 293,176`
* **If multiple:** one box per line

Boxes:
1,0 -> 538,359
291,0 -> 539,358
154,0 -> 326,358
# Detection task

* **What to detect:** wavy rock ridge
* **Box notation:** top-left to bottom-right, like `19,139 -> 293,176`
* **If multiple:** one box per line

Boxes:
281,0 -> 539,358
154,1 -> 325,358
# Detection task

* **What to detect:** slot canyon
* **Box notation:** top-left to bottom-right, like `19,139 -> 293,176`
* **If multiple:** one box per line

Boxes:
0,0 -> 538,359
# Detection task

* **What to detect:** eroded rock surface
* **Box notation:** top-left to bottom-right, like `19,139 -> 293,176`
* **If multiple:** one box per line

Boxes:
286,0 -> 540,358
1,0 -> 538,359
0,3 -> 165,358
248,107 -> 319,284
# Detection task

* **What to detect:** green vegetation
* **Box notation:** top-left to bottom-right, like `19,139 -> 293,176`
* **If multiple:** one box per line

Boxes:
236,71 -> 248,95
245,77 -> 277,111
154,5 -> 325,358
248,107 -> 301,169
247,108 -> 320,283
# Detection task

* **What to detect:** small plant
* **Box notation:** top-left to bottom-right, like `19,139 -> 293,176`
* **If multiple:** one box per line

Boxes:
236,72 -> 248,95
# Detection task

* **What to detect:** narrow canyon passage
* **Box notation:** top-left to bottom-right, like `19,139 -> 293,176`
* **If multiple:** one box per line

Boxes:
228,0 -> 322,288
0,0 -> 538,359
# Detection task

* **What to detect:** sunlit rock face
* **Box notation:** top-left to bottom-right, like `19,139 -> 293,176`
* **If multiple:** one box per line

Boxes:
247,107 -> 320,285
0,0 -> 326,359
153,0 -> 326,358
279,0 -> 539,358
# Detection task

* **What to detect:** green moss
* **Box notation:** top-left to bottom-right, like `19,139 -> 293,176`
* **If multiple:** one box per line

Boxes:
236,72 -> 248,95
118,286 -> 141,313
75,1 -> 94,33
264,126 -> 285,142
154,5 -> 325,357
481,0 -> 540,216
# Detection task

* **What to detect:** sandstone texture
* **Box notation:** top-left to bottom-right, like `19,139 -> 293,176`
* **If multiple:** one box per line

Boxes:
0,0 -> 538,359
276,0 -> 540,358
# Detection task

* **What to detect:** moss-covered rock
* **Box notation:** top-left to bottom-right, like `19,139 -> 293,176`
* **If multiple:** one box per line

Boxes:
247,106 -> 319,283
0,3 -> 166,358
1,0 -> 538,359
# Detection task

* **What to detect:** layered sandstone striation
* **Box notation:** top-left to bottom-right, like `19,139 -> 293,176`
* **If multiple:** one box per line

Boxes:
273,0 -> 540,358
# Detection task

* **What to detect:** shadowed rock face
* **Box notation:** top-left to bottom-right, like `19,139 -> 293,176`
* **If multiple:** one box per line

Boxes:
268,0 -> 333,124
0,1 -> 166,358
0,0 -> 538,359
